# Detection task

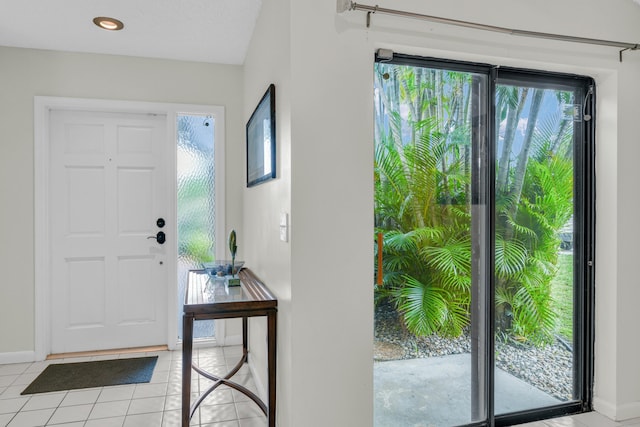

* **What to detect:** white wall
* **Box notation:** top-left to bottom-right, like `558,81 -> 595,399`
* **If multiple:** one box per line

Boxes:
242,0 -> 293,425
289,2 -> 375,427
0,46 -> 245,355
243,0 -> 375,425
242,0 -> 640,425
613,54 -> 640,419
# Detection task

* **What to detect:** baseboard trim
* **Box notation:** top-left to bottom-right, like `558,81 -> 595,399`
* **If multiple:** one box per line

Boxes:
224,335 -> 243,346
614,401 -> 640,421
594,397 -> 640,421
593,397 -> 616,419
0,351 -> 36,365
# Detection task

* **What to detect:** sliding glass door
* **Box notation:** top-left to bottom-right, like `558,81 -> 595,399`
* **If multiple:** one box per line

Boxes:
373,54 -> 594,426
374,62 -> 489,426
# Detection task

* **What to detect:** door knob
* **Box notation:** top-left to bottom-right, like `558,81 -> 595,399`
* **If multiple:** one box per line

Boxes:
147,231 -> 166,244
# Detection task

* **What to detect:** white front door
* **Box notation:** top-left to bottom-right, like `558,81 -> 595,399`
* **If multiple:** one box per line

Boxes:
49,109 -> 169,354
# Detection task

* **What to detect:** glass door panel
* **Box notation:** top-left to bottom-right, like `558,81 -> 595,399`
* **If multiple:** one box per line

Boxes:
493,82 -> 580,414
373,55 -> 593,427
177,114 -> 216,340
373,61 -> 488,426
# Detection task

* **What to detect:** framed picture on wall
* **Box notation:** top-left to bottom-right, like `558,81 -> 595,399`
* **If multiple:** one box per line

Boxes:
246,84 -> 276,187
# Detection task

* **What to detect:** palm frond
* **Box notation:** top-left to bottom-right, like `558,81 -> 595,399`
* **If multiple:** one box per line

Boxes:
440,273 -> 472,292
384,230 -> 418,252
395,275 -> 450,336
495,236 -> 527,277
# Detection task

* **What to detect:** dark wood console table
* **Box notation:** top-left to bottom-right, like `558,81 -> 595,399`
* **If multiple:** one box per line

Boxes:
182,268 -> 277,426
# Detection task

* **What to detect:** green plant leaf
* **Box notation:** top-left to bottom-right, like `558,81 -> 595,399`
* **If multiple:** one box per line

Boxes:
395,275 -> 450,337
495,237 -> 527,277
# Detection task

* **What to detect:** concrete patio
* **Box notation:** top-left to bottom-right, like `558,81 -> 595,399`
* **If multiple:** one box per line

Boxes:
374,353 -> 561,427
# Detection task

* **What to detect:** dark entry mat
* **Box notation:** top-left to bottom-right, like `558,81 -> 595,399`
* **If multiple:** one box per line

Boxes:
21,356 -> 158,394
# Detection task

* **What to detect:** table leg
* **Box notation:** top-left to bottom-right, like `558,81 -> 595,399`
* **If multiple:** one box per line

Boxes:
242,317 -> 248,352
182,313 -> 194,427
267,311 -> 277,427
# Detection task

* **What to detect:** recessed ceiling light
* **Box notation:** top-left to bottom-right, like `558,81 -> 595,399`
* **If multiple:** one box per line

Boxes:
93,17 -> 124,31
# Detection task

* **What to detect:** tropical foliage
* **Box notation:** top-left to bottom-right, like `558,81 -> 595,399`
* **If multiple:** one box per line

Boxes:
374,63 -> 574,344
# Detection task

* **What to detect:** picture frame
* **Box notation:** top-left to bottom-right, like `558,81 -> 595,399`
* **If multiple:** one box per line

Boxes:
246,84 -> 276,187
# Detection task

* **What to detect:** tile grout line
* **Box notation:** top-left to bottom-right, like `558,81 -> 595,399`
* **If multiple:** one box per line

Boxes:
1,347 -> 266,427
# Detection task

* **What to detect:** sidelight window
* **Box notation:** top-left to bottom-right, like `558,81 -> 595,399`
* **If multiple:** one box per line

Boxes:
177,114 -> 217,341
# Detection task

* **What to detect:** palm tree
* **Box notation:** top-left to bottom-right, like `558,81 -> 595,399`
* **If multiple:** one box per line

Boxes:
494,88 -> 574,343
374,62 -> 574,344
375,63 -> 472,336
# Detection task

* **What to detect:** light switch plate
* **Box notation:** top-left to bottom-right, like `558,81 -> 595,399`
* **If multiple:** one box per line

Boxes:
279,212 -> 288,242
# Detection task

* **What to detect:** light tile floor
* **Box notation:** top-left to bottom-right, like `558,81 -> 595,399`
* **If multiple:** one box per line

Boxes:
2,346 -> 640,427
0,346 -> 267,427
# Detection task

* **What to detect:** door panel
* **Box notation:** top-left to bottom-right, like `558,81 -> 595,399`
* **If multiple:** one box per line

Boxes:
493,81 -> 581,414
68,168 -> 105,233
66,257 -> 105,328
118,168 -> 154,232
50,109 -> 168,354
117,256 -> 156,324
373,63 -> 489,426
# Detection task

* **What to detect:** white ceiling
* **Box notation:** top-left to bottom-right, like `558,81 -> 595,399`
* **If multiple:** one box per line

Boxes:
0,0 -> 262,65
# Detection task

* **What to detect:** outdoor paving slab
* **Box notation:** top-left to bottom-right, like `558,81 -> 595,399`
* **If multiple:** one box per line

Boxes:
374,353 -> 560,427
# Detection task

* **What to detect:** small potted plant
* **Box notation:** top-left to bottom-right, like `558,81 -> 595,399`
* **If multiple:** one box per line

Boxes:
227,230 -> 241,286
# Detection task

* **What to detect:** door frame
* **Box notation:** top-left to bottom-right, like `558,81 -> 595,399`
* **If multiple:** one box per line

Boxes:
34,96 -> 225,360
373,54 -> 595,425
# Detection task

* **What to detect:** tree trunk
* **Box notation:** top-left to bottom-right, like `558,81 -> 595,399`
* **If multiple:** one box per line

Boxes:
497,88 -> 529,194
496,88 -> 544,334
505,88 -> 545,240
